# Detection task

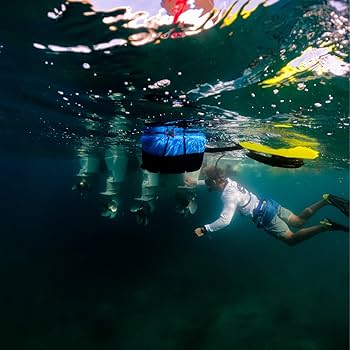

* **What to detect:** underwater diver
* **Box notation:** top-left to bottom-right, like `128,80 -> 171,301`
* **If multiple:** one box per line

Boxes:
185,166 -> 349,245
130,169 -> 159,227
130,169 -> 200,226
72,151 -> 101,197
99,146 -> 128,219
175,188 -> 198,217
72,145 -> 129,219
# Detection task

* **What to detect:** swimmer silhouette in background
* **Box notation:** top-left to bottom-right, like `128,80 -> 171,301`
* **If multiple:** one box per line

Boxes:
72,145 -> 129,220
130,168 -> 201,227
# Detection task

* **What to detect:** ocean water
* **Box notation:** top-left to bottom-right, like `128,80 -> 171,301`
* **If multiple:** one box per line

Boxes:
0,0 -> 349,349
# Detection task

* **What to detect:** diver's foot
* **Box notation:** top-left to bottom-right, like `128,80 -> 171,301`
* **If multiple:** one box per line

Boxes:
323,193 -> 349,217
320,218 -> 349,232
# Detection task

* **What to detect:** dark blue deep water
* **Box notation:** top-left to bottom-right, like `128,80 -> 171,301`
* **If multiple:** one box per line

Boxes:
0,0 -> 349,349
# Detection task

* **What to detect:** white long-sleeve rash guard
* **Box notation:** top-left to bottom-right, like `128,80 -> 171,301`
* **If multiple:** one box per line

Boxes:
201,178 -> 260,233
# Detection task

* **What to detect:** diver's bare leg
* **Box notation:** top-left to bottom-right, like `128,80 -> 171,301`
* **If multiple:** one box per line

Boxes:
282,224 -> 330,246
288,199 -> 329,227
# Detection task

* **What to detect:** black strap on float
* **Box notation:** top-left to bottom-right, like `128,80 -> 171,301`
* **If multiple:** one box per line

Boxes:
161,125 -> 188,159
144,118 -> 200,128
205,144 -> 243,153
183,127 -> 187,157
162,127 -> 170,157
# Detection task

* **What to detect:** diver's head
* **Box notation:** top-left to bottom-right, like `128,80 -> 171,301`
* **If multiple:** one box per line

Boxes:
203,166 -> 227,191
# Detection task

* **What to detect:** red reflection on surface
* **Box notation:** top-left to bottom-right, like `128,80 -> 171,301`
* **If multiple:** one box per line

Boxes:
161,0 -> 215,23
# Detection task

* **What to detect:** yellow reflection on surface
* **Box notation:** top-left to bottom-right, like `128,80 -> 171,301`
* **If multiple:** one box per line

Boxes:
222,0 -> 279,26
260,46 -> 349,88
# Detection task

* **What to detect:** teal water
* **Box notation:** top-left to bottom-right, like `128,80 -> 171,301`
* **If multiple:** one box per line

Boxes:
0,156 -> 348,349
0,0 -> 349,349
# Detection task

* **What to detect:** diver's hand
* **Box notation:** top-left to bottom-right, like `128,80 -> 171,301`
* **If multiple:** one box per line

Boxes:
194,227 -> 206,237
184,177 -> 197,187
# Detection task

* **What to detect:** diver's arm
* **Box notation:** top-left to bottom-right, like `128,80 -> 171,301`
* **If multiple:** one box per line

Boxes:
194,199 -> 237,237
205,200 -> 237,232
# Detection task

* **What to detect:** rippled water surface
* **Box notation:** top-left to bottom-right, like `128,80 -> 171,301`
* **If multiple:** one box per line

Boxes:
1,0 -> 349,166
